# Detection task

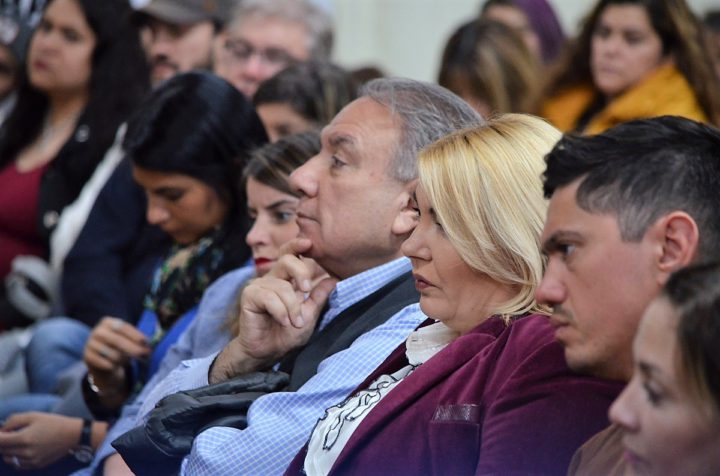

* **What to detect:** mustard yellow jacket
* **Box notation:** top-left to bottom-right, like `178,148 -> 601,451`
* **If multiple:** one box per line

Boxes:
542,63 -> 708,134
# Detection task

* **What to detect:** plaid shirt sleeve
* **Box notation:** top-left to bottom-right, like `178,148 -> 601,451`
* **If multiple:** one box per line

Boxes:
180,303 -> 426,476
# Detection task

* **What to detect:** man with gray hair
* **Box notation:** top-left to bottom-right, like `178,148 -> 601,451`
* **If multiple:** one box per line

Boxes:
216,0 -> 333,97
110,78 -> 482,475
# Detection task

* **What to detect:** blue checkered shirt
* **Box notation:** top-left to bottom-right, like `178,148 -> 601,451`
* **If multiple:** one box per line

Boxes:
175,257 -> 424,475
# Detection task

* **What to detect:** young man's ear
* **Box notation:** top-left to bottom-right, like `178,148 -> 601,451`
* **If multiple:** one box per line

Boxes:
391,182 -> 418,237
652,211 -> 699,282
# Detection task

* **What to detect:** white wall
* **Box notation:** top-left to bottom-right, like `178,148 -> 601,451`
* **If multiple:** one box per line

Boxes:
329,0 -> 720,82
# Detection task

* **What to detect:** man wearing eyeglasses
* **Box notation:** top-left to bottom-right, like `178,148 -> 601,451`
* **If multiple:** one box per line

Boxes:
215,0 -> 333,98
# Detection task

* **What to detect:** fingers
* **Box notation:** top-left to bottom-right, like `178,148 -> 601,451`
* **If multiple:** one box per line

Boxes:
243,279 -> 302,328
297,277 -> 338,329
99,317 -> 149,353
276,237 -> 313,258
0,414 -> 31,452
1,413 -> 33,432
267,256 -> 312,291
84,317 -> 150,372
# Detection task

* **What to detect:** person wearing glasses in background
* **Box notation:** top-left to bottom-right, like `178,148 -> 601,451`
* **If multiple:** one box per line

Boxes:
215,0 -> 333,98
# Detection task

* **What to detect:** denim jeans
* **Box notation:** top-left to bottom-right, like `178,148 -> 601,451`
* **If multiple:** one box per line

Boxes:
0,317 -> 90,420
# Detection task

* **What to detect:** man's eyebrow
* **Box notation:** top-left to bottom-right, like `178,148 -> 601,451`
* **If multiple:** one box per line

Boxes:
541,230 -> 583,254
327,134 -> 357,151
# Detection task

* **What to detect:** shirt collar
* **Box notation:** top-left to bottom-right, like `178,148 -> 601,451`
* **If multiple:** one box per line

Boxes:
318,257 -> 412,330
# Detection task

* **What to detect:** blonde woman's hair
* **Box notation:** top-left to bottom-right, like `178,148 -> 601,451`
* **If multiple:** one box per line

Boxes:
418,114 -> 560,318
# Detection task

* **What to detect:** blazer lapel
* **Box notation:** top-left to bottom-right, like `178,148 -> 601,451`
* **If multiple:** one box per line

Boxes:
332,327 -> 499,469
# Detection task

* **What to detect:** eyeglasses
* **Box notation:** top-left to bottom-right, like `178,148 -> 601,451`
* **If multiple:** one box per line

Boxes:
222,38 -> 296,68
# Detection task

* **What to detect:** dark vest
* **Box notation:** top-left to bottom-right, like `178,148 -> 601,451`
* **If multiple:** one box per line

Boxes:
281,271 -> 419,390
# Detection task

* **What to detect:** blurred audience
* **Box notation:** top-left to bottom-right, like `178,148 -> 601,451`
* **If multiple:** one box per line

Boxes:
0,0 -> 149,329
609,262 -> 720,476
438,19 -> 540,116
59,0 -> 241,333
480,0 -> 565,66
0,71 -> 267,476
253,61 -> 358,141
59,0 -> 332,332
215,0 -> 333,98
537,116 -> 720,475
542,0 -> 720,134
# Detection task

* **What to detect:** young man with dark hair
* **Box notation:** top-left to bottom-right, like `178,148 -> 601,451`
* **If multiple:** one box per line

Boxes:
536,115 -> 720,474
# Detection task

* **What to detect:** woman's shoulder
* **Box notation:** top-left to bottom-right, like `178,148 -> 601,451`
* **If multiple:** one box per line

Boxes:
464,313 -> 555,344
590,64 -> 709,133
541,84 -> 596,132
446,314 -> 561,375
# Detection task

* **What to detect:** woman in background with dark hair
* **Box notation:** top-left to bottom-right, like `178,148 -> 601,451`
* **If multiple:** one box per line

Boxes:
438,19 -> 540,116
542,0 -> 720,134
0,71 -> 267,475
481,0 -> 565,66
0,0 -> 149,328
253,60 -> 358,142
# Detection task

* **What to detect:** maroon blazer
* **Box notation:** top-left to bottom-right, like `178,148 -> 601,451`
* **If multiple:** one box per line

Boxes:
286,314 -> 623,475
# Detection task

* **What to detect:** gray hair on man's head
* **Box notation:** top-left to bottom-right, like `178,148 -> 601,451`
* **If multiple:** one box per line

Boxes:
231,0 -> 333,60
361,77 -> 484,182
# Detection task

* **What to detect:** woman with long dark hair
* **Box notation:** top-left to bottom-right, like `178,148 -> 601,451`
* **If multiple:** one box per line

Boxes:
542,0 -> 720,134
0,0 -> 149,327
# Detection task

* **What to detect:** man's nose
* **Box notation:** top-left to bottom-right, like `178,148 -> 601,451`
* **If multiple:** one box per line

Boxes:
289,156 -> 320,198
535,265 -> 566,307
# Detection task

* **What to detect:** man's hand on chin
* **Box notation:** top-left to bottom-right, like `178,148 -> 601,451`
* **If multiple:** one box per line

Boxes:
209,239 -> 337,384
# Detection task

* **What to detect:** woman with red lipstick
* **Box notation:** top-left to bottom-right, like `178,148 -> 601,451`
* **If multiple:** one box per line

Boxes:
607,262 -> 720,476
286,114 -> 624,476
244,132 -> 320,279
0,0 -> 149,328
542,0 -> 720,134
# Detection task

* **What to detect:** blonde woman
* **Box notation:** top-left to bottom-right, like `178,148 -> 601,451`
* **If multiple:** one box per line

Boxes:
286,115 -> 623,475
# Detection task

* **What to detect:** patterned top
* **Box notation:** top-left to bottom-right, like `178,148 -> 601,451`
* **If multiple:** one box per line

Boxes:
304,322 -> 457,475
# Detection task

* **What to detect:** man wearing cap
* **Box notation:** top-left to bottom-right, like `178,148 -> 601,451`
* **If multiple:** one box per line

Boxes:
137,0 -> 235,85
